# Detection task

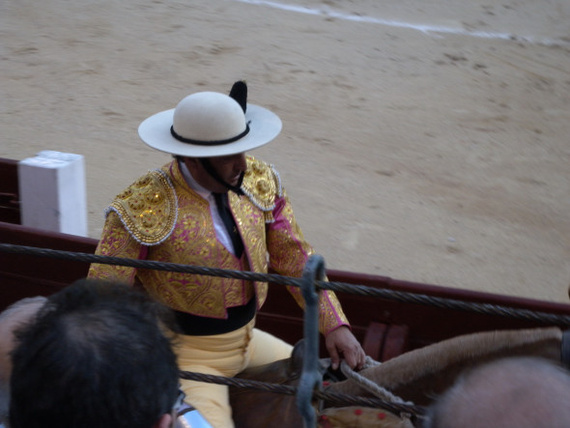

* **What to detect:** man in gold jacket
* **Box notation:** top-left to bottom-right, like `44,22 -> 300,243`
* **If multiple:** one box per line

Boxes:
88,81 -> 366,427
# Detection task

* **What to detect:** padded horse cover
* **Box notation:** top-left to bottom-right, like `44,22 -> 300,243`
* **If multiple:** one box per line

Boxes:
229,327 -> 567,427
229,342 -> 413,428
326,327 -> 566,405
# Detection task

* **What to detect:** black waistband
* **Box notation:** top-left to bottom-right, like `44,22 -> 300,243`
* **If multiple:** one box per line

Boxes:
174,298 -> 256,336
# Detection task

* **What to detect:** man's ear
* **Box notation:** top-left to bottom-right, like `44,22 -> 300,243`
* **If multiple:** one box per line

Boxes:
153,413 -> 174,428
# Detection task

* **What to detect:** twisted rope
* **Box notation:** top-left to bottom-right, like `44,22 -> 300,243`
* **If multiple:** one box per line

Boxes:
339,358 -> 412,406
1,243 -> 569,326
179,370 -> 426,418
2,241 -> 566,422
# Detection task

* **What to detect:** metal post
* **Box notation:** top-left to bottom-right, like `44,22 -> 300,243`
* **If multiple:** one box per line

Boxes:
296,254 -> 325,427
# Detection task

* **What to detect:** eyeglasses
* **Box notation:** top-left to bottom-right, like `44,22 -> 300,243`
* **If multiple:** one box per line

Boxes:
173,389 -> 187,414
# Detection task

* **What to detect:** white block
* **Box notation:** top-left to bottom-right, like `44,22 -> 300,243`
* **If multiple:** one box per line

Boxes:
18,151 -> 88,236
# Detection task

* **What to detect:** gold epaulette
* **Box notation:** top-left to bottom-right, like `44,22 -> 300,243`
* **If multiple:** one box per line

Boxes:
241,156 -> 282,223
106,170 -> 178,245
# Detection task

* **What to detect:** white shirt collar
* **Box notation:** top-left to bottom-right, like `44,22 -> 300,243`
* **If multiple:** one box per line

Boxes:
177,159 -> 237,255
178,158 -> 212,200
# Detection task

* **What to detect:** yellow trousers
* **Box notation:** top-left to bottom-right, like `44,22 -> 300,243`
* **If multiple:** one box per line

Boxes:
176,319 -> 293,428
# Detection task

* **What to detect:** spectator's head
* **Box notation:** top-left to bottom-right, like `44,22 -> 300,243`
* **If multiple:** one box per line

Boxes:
425,356 -> 570,428
9,279 -> 180,428
0,296 -> 47,424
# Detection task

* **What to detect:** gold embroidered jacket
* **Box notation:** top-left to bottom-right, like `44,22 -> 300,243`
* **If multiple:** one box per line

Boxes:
88,156 -> 349,334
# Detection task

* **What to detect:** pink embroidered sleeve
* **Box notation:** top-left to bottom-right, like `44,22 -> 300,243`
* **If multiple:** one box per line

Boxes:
266,190 -> 350,335
87,211 -> 145,285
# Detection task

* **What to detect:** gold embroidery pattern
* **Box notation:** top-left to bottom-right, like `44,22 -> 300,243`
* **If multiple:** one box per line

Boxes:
230,191 -> 269,305
88,211 -> 139,283
89,159 -> 348,330
107,170 -> 178,245
241,156 -> 282,222
122,162 -> 264,317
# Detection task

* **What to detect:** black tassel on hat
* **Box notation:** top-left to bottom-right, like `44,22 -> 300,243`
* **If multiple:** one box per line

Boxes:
229,81 -> 247,113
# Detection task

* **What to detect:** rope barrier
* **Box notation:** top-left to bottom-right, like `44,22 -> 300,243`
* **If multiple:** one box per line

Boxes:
2,241 -> 569,420
179,370 -> 426,418
1,243 -> 569,326
340,359 -> 411,406
321,280 -> 570,325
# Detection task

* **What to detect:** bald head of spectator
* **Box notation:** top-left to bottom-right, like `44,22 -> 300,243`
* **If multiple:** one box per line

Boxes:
425,356 -> 570,428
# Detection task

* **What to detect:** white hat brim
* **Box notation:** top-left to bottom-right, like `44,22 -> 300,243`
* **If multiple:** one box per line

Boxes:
138,103 -> 282,158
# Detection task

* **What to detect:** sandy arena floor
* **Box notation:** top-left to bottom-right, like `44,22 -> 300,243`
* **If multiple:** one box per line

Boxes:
2,0 -> 569,302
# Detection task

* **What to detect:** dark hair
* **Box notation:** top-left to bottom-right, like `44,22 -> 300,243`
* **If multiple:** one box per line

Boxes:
9,279 -> 179,428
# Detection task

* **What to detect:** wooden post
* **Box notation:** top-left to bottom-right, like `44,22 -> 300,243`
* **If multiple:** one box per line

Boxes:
18,151 -> 87,237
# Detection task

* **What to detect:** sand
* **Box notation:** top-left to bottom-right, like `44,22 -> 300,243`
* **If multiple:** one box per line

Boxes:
2,0 -> 570,302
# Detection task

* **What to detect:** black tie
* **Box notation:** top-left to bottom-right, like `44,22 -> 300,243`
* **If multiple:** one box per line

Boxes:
213,193 -> 244,258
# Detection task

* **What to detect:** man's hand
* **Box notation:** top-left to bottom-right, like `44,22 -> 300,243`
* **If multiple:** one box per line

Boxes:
325,326 -> 366,371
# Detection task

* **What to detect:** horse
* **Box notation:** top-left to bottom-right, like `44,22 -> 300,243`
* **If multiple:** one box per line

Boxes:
226,326 -> 570,427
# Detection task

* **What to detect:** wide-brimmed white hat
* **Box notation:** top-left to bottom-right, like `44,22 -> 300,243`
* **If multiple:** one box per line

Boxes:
138,83 -> 282,158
